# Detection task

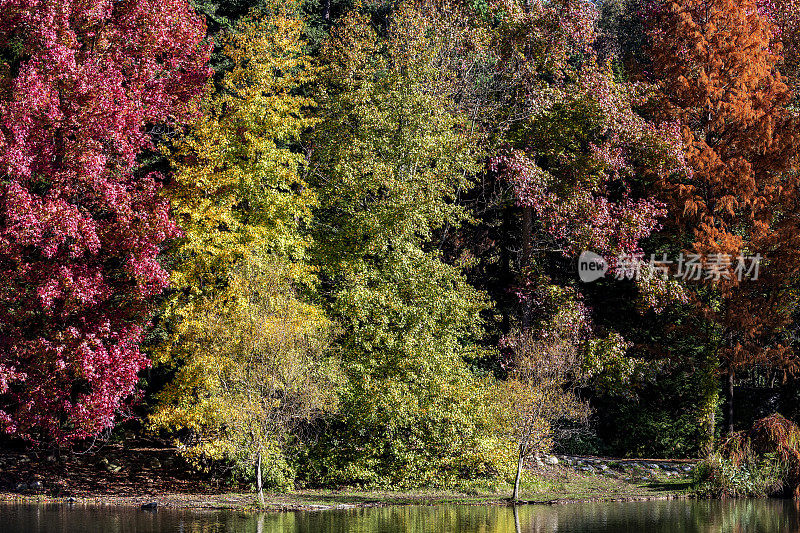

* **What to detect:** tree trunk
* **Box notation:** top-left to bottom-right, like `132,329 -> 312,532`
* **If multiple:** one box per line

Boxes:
521,207 -> 533,329
725,366 -> 734,435
501,207 -> 512,334
512,444 -> 525,502
256,450 -> 265,507
513,503 -> 521,533
698,351 -> 719,458
522,207 -> 533,268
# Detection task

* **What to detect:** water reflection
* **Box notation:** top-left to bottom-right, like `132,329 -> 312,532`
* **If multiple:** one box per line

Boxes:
1,499 -> 799,532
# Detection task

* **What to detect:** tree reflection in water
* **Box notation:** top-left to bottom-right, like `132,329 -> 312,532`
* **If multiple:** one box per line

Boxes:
2,499 -> 800,532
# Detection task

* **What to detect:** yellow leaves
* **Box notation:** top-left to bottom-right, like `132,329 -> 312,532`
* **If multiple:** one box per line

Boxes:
150,253 -> 338,470
157,9 -> 319,368
150,12 -> 336,477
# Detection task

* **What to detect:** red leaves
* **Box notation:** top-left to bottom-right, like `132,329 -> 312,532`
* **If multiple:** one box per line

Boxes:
494,148 -> 668,260
0,0 -> 210,443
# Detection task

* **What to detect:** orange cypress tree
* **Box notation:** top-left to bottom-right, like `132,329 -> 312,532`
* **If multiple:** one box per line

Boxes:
650,0 -> 800,448
760,0 -> 800,92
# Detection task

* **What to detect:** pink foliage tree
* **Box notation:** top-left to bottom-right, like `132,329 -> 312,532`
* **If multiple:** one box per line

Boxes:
490,0 -> 688,331
489,0 -> 686,279
0,0 -> 210,442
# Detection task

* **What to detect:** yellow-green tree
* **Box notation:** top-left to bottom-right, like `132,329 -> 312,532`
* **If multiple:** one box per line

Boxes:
154,9 -> 317,369
151,254 -> 336,501
151,7 -> 331,493
305,5 -> 506,488
497,296 -> 591,502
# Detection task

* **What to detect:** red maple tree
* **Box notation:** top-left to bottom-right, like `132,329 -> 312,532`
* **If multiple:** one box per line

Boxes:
0,0 -> 211,442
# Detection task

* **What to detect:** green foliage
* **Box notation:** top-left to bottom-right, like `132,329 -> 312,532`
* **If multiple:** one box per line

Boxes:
303,6 -> 503,488
694,453 -> 786,498
584,366 -> 712,458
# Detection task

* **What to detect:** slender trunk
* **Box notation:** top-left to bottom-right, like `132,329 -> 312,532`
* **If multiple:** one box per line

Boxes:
521,207 -> 533,329
699,351 -> 719,458
726,366 -> 734,435
522,207 -> 532,271
512,444 -> 525,502
256,450 -> 265,507
501,207 -> 512,334
513,503 -> 521,533
323,0 -> 331,20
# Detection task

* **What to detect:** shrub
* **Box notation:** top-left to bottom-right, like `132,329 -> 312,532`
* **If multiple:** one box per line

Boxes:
693,452 -> 785,498
694,414 -> 800,498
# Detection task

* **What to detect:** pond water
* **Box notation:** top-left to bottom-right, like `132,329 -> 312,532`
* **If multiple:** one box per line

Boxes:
2,499 -> 799,532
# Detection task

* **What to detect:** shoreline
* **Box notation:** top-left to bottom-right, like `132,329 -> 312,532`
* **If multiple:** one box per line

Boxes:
0,488 -> 695,512
0,445 -> 698,512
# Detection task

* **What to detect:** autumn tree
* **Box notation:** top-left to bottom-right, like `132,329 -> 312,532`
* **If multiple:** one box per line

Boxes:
484,0 -> 688,411
450,0 -> 709,466
150,9 -> 335,492
306,5 -> 505,487
489,0 -> 688,309
649,0 -> 800,448
0,0 -> 210,442
151,254 -> 336,499
153,9 -> 317,371
497,290 -> 591,502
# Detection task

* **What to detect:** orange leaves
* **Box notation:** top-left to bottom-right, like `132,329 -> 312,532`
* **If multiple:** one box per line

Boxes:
648,0 -> 800,373
715,195 -> 739,218
683,197 -> 703,218
652,0 -> 796,244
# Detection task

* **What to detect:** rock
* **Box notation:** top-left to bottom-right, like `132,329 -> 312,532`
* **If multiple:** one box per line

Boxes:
140,502 -> 158,511
29,481 -> 43,492
14,482 -> 28,492
682,465 -> 693,473
579,466 -> 594,473
599,464 -> 609,471
103,459 -> 123,473
545,455 -> 559,466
